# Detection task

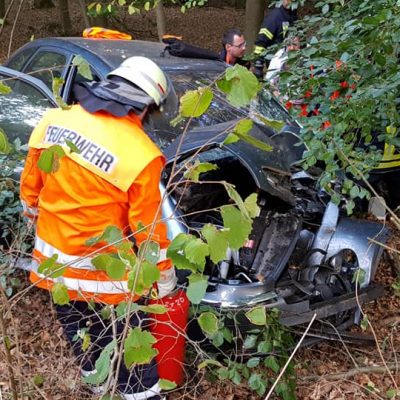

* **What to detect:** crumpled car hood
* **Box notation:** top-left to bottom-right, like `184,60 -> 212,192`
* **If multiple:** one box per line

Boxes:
164,119 -> 299,204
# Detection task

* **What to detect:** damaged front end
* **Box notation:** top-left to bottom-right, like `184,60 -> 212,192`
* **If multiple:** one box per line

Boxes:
162,120 -> 389,329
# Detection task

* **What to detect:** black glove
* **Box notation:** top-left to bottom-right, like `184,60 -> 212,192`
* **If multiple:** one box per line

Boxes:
252,58 -> 265,80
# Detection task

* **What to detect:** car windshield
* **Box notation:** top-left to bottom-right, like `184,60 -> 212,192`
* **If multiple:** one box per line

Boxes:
144,70 -> 292,150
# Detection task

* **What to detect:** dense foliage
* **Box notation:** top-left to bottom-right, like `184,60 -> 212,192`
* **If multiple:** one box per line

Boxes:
278,0 -> 400,212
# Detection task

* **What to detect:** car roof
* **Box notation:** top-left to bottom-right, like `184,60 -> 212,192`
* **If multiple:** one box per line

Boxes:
10,37 -> 227,76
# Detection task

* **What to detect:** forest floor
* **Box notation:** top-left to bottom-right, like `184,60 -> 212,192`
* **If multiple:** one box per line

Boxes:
0,1 -> 399,399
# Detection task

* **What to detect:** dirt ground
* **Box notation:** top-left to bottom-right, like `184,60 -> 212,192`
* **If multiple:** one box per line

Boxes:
0,2 -> 399,399
0,2 -> 246,62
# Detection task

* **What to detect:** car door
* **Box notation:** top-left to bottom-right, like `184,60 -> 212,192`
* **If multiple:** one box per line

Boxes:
0,66 -> 57,144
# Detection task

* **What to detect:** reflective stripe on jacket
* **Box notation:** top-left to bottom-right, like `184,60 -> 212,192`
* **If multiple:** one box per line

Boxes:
254,6 -> 296,56
21,105 -> 172,304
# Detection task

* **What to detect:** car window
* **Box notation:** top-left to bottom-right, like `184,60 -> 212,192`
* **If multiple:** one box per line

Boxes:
0,73 -> 53,143
6,47 -> 36,71
24,51 -> 67,90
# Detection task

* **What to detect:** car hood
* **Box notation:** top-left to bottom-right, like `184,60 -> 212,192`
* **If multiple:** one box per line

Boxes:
164,119 -> 297,204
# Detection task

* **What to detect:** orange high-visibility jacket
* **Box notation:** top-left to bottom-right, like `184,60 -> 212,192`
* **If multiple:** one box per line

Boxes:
20,105 -> 172,305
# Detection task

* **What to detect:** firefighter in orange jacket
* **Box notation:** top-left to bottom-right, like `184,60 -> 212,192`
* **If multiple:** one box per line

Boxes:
20,56 -> 176,400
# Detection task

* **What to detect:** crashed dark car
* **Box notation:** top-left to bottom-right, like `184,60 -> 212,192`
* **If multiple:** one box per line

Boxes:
0,38 -> 388,337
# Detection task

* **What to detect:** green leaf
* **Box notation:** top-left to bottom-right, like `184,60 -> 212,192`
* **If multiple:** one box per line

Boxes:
141,261 -> 160,288
32,375 -> 44,387
245,306 -> 266,326
243,334 -> 258,349
158,379 -> 177,390
91,254 -> 126,280
221,205 -> 252,250
223,133 -> 240,146
38,254 -> 66,278
198,312 -> 219,336
184,161 -> 218,182
247,357 -> 260,368
116,302 -> 127,318
352,268 -> 366,285
124,327 -> 158,367
244,193 -> 260,219
251,112 -> 286,132
86,225 -> 123,246
184,237 -> 209,268
322,4 -> 329,14
72,55 -> 93,81
224,183 -> 250,219
0,128 -> 11,154
186,273 -> 208,304
65,139 -> 81,154
179,87 -> 213,118
138,240 -> 160,265
101,306 -> 112,320
198,359 -> 223,370
0,80 -> 12,94
212,331 -> 224,347
51,283 -> 70,305
386,389 -> 399,399
248,373 -> 262,390
37,149 -> 55,173
167,233 -> 198,272
229,119 -> 273,152
201,224 -> 229,264
265,355 -> 280,373
360,315 -> 369,331
83,340 -> 116,385
138,304 -> 167,314
144,1 -> 150,11
217,65 -> 259,107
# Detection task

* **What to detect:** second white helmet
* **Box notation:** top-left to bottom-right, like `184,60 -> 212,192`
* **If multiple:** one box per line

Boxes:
107,56 -> 168,106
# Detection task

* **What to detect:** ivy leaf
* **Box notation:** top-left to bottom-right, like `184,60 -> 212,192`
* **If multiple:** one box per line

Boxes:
217,65 -> 259,107
245,306 -> 267,326
0,128 -> 11,154
179,87 -> 213,118
83,340 -> 116,385
72,55 -> 93,80
138,240 -> 160,265
201,224 -> 229,264
186,273 -> 208,304
0,80 -> 12,94
221,205 -> 252,250
91,254 -> 126,280
124,327 -> 158,367
158,379 -> 177,390
198,311 -> 219,336
51,283 -> 70,305
184,161 -> 218,182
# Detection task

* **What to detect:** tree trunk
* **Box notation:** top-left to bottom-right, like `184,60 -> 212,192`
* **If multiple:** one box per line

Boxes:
78,0 -> 90,29
244,0 -> 266,54
0,0 -> 5,19
58,0 -> 72,35
155,0 -> 166,40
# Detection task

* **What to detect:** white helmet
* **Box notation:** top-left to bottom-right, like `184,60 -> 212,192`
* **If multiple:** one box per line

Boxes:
107,56 -> 168,105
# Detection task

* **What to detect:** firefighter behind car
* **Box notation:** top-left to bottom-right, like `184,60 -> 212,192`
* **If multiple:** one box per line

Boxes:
252,0 -> 297,79
20,56 -> 177,400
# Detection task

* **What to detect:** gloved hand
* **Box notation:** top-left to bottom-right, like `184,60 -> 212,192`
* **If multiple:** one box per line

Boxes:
157,267 -> 177,299
251,58 -> 265,80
